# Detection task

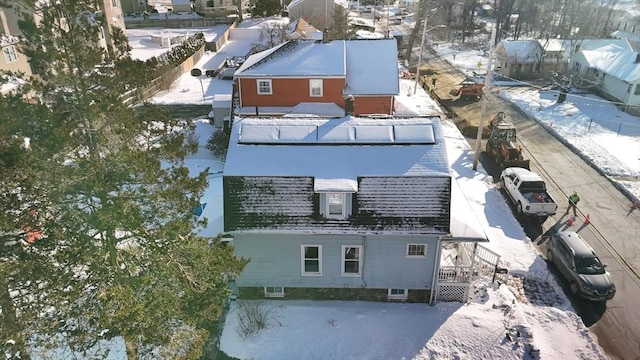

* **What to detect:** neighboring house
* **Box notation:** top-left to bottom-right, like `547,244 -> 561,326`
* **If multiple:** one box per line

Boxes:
100,0 -> 127,55
0,9 -> 32,96
122,0 -> 193,14
287,17 -> 322,40
169,0 -> 192,13
0,35 -> 30,75
120,0 -> 149,14
495,40 -> 543,79
397,0 -> 419,13
495,38 -> 636,80
222,115 -> 488,303
287,0 -> 334,30
233,38 -> 399,118
1,1 -> 125,59
193,0 -> 237,18
614,14 -> 640,45
569,39 -> 640,115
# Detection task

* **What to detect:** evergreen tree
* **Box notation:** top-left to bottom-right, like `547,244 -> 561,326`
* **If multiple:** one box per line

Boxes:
0,1 -> 247,358
252,0 -> 281,17
327,4 -> 356,40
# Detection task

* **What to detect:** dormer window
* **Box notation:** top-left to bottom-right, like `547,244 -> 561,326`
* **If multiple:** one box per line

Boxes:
326,193 -> 346,218
314,178 -> 357,220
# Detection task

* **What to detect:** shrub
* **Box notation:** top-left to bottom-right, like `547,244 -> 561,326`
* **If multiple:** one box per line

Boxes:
235,300 -> 284,340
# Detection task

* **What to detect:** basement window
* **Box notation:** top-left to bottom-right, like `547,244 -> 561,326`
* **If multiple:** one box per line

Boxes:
264,286 -> 284,298
388,288 -> 408,300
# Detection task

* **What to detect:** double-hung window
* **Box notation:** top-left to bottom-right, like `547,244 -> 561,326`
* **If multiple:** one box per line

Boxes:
326,193 -> 346,219
342,245 -> 363,276
301,245 -> 322,276
309,79 -> 323,97
257,79 -> 272,95
635,84 -> 640,96
406,244 -> 426,258
3,46 -> 18,64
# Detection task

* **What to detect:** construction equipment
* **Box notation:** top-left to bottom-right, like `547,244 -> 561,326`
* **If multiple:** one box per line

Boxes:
485,112 -> 530,170
449,79 -> 484,100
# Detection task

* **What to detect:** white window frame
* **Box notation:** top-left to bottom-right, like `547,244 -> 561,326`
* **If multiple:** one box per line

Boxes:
309,79 -> 323,97
406,244 -> 426,258
388,288 -> 408,300
264,286 -> 284,297
326,192 -> 346,219
341,245 -> 363,277
301,245 -> 322,276
3,45 -> 18,64
257,79 -> 272,95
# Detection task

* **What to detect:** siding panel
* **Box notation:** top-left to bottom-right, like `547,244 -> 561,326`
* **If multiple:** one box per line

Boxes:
234,234 -> 437,290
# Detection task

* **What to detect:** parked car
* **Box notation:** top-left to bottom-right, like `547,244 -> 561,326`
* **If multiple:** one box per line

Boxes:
546,231 -> 616,302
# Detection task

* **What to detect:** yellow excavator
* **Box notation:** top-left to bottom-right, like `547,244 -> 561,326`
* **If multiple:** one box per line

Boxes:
485,112 -> 530,170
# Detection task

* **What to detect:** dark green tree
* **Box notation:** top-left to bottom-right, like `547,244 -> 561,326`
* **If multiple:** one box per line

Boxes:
252,0 -> 281,17
327,4 -> 356,40
0,1 -> 247,359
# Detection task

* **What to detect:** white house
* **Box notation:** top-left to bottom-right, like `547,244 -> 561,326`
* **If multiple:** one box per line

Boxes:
569,39 -> 640,114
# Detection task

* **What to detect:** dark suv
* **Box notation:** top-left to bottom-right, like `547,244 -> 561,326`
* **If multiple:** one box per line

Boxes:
546,231 -> 615,301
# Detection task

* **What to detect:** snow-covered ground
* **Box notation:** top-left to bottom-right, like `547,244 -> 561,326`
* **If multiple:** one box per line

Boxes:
216,87 -> 607,359
431,42 -> 640,201
120,18 -> 640,360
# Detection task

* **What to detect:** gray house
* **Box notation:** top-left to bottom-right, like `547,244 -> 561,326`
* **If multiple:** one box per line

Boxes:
222,115 -> 490,303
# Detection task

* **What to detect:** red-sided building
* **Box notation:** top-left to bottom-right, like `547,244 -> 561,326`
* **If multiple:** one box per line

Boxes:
233,38 -> 399,118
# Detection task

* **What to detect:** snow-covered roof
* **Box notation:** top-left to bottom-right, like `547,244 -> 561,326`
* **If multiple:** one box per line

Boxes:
345,39 -> 399,95
538,39 -> 570,53
498,40 -> 541,62
578,38 -> 633,52
235,39 -> 399,95
611,30 -> 640,45
236,40 -> 345,77
575,42 -> 640,83
224,116 -> 449,179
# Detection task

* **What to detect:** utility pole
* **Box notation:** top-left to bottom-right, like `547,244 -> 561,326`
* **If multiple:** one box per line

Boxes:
413,12 -> 428,95
472,25 -> 497,171
386,0 -> 390,38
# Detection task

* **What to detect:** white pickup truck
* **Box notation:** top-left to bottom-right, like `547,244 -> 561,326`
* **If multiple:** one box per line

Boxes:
500,167 -> 558,218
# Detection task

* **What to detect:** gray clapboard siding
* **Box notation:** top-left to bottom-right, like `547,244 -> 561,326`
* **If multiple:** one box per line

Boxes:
233,233 -> 438,290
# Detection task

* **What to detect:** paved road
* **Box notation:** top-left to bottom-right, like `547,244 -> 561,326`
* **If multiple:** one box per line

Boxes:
416,39 -> 640,360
